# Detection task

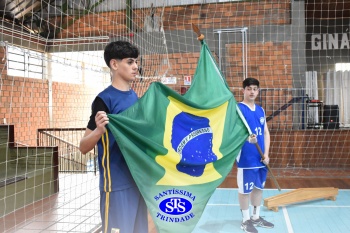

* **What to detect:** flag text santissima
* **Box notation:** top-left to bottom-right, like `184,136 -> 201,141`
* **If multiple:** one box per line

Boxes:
154,189 -> 196,201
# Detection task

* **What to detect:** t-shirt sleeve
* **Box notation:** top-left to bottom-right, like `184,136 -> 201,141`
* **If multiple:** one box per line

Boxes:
87,97 -> 109,130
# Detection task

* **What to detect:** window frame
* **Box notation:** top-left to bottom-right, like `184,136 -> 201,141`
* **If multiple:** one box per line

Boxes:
6,44 -> 44,79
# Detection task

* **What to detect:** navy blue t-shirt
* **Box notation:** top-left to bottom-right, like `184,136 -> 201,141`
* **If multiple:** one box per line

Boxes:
87,85 -> 138,191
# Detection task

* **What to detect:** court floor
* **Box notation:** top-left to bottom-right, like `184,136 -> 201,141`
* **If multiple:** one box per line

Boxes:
194,188 -> 350,233
1,173 -> 350,233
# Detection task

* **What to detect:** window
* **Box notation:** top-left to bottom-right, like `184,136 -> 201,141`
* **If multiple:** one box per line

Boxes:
6,45 -> 109,86
335,63 -> 350,71
50,50 -> 108,85
7,45 -> 44,79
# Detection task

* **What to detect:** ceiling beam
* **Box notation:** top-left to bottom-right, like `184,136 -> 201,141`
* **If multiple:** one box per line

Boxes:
14,1 -> 41,19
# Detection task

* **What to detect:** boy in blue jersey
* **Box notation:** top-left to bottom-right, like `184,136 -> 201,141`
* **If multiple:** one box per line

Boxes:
236,77 -> 274,233
79,41 -> 148,233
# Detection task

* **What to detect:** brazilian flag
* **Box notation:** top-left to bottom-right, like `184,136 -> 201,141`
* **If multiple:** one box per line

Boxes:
107,40 -> 249,233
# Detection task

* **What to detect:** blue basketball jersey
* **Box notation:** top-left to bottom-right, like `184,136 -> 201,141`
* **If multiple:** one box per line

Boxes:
236,102 -> 266,168
97,85 -> 138,191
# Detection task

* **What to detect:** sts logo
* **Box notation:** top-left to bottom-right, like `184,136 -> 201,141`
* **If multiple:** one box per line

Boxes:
159,198 -> 192,215
154,189 -> 196,223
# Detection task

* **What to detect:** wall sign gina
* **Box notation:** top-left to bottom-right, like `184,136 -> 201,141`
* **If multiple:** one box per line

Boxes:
311,33 -> 350,50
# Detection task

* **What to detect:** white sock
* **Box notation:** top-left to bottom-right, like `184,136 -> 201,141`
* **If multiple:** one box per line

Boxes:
241,209 -> 250,222
251,206 -> 260,220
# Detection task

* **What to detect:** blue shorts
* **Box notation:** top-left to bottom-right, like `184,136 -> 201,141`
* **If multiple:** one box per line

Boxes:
237,167 -> 268,194
100,186 -> 148,233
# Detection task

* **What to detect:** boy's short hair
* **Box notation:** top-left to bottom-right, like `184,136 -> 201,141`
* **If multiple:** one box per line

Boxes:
243,77 -> 260,88
104,41 -> 139,68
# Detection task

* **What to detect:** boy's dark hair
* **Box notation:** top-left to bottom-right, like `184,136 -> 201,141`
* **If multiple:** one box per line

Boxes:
104,41 -> 139,68
243,77 -> 260,88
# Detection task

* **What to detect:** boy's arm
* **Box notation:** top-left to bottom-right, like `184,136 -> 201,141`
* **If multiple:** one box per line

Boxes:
79,111 -> 109,154
263,123 -> 270,162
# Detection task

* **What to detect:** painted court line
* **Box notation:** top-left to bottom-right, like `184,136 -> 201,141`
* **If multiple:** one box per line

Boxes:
207,204 -> 239,206
282,206 -> 294,233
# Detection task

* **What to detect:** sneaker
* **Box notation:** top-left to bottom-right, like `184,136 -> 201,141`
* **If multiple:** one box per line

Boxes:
241,219 -> 258,233
251,216 -> 274,228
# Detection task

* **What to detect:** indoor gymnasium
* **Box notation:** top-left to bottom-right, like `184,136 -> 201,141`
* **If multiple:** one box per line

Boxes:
0,1 -> 350,233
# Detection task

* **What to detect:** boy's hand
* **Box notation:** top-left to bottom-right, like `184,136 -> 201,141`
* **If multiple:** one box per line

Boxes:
248,134 -> 257,144
95,111 -> 109,134
262,155 -> 270,164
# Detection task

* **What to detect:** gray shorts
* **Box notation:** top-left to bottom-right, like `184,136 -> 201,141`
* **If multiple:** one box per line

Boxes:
100,186 -> 148,233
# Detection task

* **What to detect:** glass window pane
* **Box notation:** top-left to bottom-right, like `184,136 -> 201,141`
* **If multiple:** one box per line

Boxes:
7,44 -> 43,79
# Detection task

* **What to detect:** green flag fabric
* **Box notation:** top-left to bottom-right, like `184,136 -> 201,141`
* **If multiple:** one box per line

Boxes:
107,40 -> 249,233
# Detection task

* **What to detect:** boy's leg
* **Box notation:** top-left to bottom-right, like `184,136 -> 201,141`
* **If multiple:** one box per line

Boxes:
132,187 -> 148,233
237,168 -> 258,233
250,188 -> 263,220
250,168 -> 274,229
100,187 -> 148,233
